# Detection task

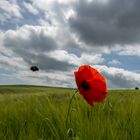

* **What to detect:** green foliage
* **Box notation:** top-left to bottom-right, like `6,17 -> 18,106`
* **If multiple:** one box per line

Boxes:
0,86 -> 140,140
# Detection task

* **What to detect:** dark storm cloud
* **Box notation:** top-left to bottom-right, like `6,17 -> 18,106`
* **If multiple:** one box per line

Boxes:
70,0 -> 140,46
22,52 -> 74,71
27,53 -> 75,71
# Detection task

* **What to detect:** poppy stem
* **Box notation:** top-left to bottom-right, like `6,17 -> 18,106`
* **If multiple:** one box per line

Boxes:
65,91 -> 77,129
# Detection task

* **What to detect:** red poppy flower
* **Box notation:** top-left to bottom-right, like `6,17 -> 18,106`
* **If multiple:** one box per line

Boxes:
74,65 -> 107,106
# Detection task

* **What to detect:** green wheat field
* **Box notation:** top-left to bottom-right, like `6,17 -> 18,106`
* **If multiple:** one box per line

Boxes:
0,85 -> 140,140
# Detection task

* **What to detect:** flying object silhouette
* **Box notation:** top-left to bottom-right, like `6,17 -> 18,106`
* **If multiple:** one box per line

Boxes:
30,66 -> 39,72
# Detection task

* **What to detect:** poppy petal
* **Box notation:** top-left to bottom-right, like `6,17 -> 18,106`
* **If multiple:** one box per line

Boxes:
74,65 -> 107,106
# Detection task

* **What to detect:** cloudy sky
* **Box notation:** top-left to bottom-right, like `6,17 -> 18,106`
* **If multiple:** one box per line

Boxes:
0,0 -> 140,88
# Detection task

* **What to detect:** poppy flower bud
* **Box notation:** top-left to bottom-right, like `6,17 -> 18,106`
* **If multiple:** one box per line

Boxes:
74,65 -> 107,106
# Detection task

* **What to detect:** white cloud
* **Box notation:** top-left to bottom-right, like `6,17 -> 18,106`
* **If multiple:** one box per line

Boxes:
94,65 -> 140,88
58,0 -> 76,4
33,0 -> 75,9
108,59 -> 121,65
0,0 -> 22,24
23,2 -> 38,15
17,69 -> 74,87
0,31 -> 4,46
0,46 -> 27,70
87,0 -> 109,3
47,50 -> 104,66
64,9 -> 76,20
117,45 -> 140,56
32,0 -> 54,12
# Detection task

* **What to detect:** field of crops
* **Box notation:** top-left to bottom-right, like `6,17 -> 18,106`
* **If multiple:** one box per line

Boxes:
0,85 -> 140,140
